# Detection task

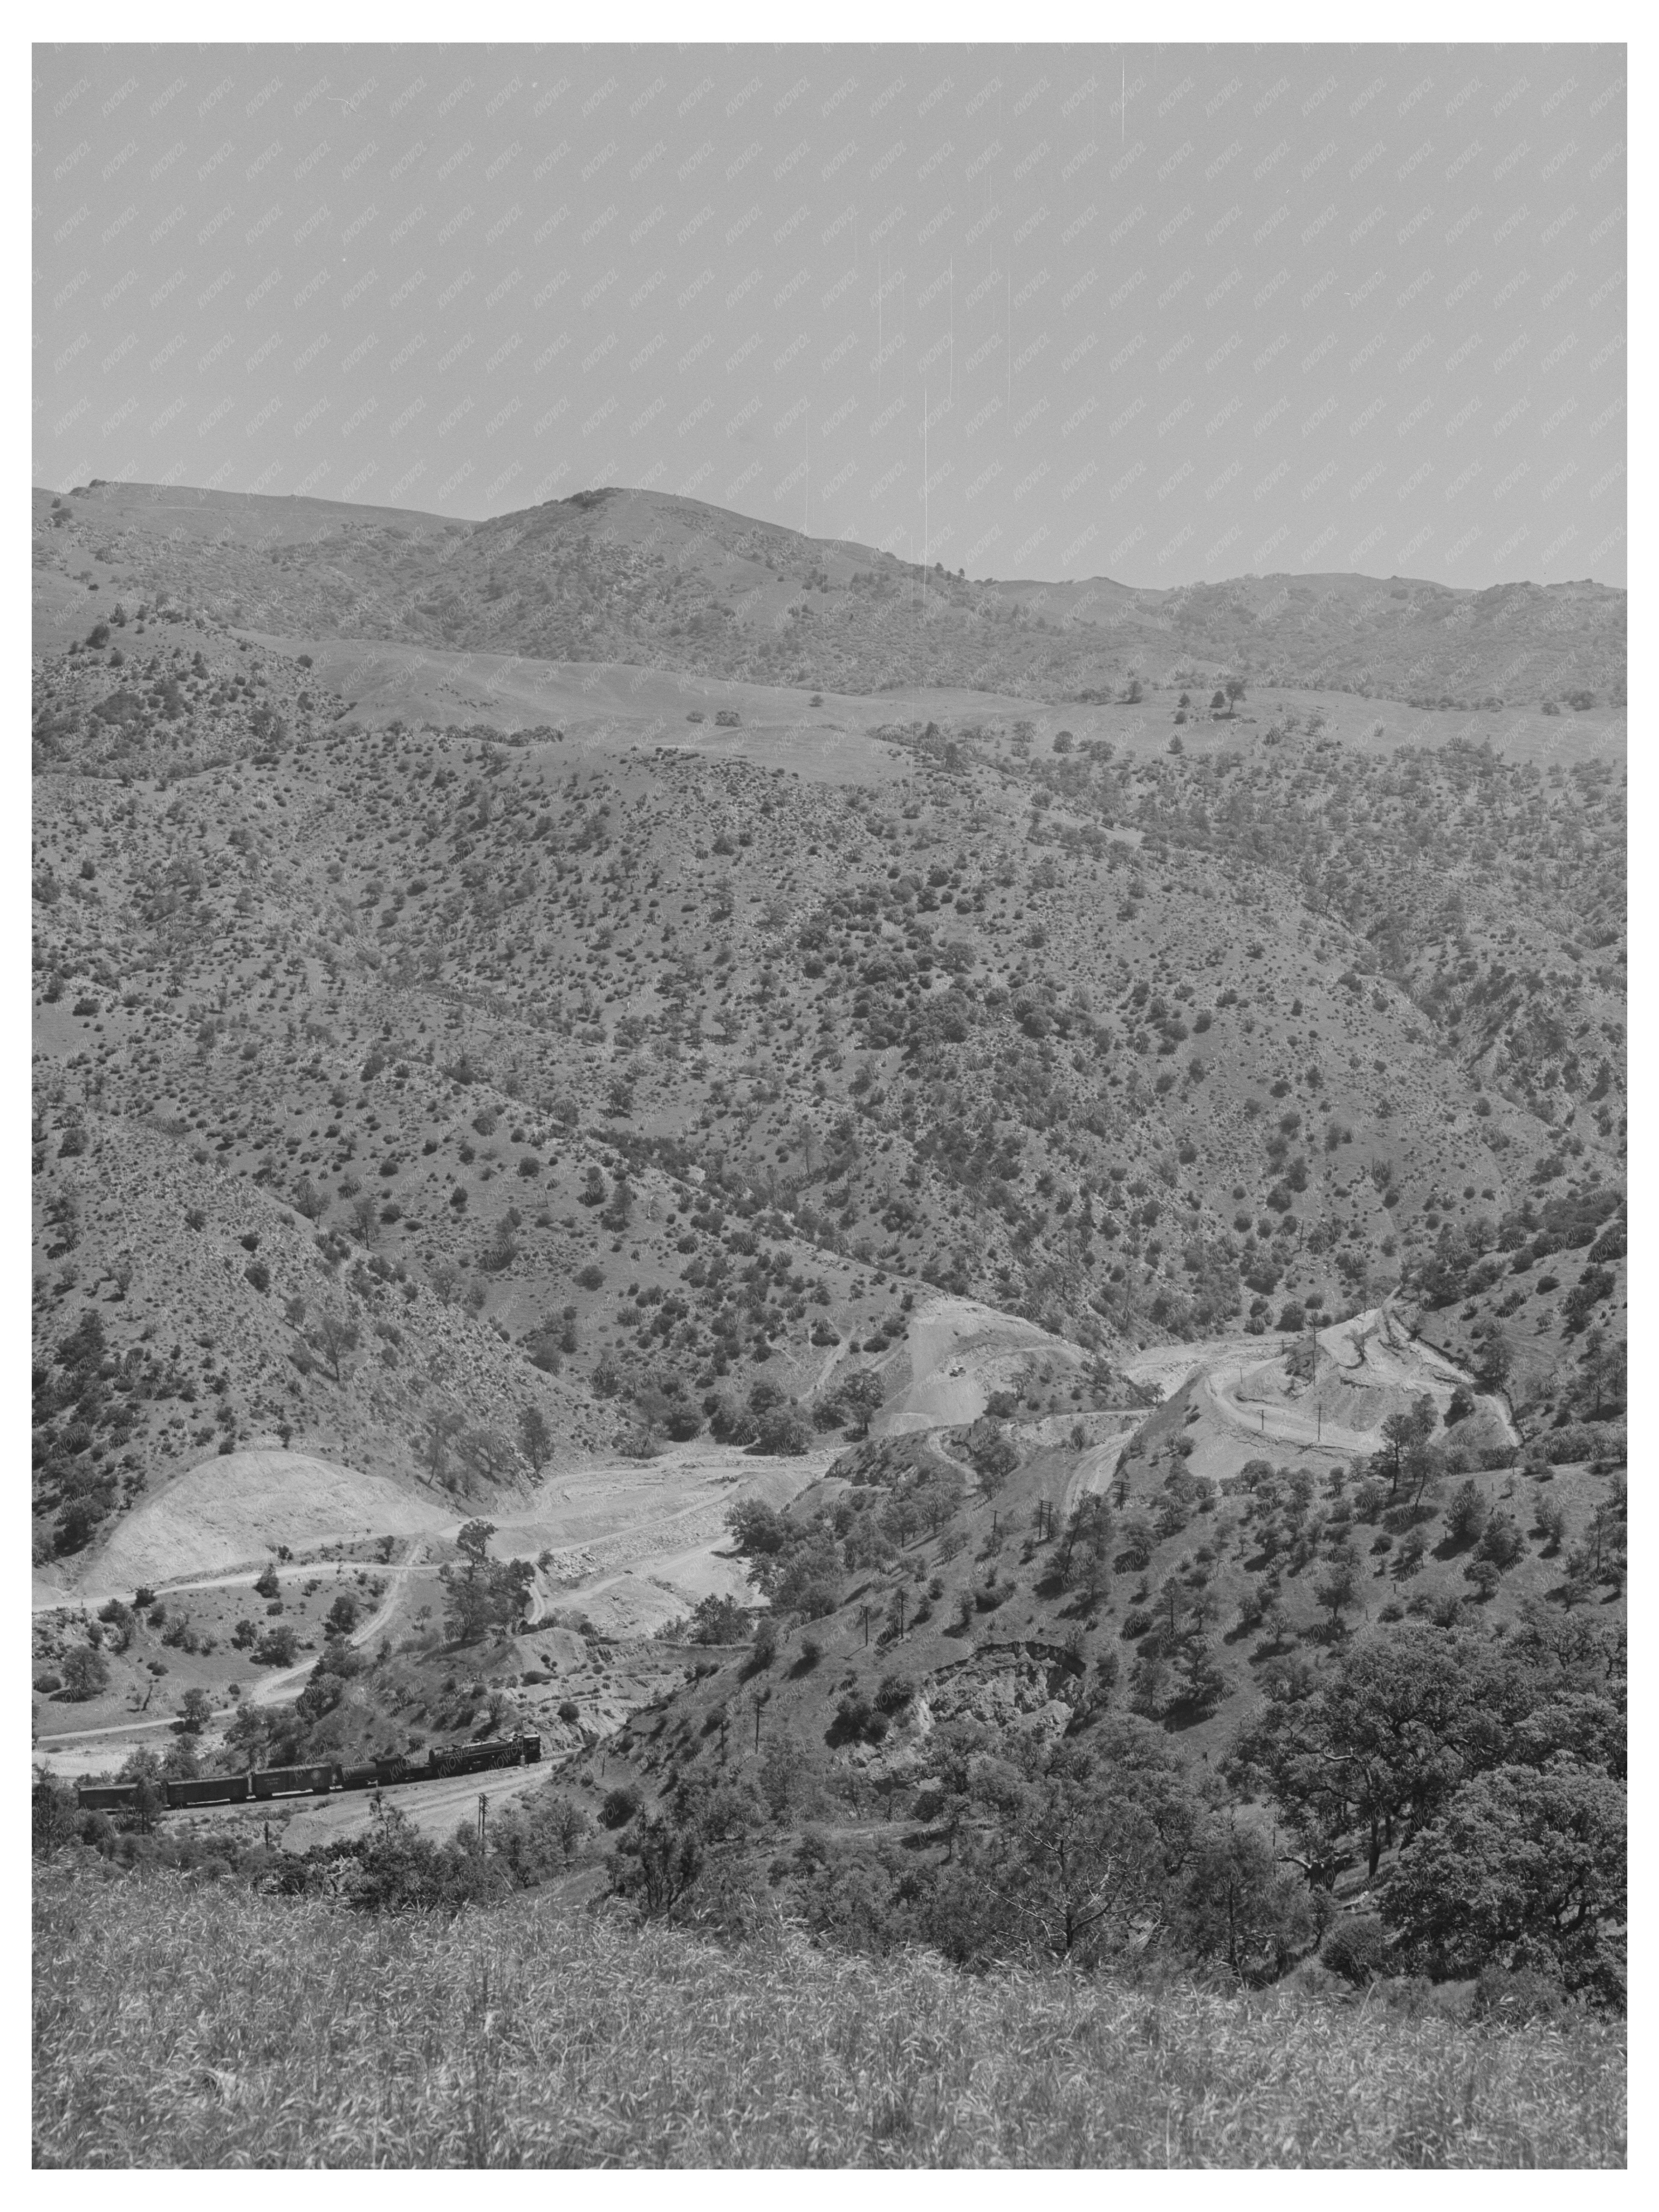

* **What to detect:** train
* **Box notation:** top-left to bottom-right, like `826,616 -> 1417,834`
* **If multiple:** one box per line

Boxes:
75,1731 -> 542,1815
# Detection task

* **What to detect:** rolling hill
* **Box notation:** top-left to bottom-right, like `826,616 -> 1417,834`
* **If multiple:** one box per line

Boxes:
36,479 -> 1626,710
32,480 -> 1625,1802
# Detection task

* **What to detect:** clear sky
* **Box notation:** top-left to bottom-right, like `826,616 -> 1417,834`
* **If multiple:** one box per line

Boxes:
33,41 -> 1626,588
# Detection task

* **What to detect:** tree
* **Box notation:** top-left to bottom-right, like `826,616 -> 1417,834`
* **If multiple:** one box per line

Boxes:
421,1405 -> 465,1485
1377,1757 -> 1625,1990
755,1401 -> 812,1455
1444,1478 -> 1489,1546
1129,1644 -> 1176,1720
726,1497 -> 791,1561
177,1686 -> 214,1734
1392,1525 -> 1428,1581
312,1311 -> 360,1382
519,1405 -> 555,1472
441,1522 -> 534,1645
1313,1548 -> 1362,1634
1472,1325 -> 1513,1392
1575,1328 -> 1626,1420
325,1590 -> 360,1637
456,1518 -> 495,1566
758,1728 -> 807,1820
1534,1495 -> 1568,1553
33,1768 -> 79,1856
60,1646 -> 110,1701
254,1560 -> 280,1599
1224,678 -> 1246,714
1475,1509 -> 1524,1570
1173,1634 -> 1229,1716
1235,1624 -> 1511,1878
966,1417 -> 1018,1495
1117,1513 -> 1158,1571
1463,1558 -> 1503,1603
926,1724 -> 1203,1968
1378,1396 -> 1437,1497
455,1426 -> 517,1489
840,1369 -> 886,1437
1177,1815 -> 1313,1978
1404,1441 -> 1446,1510
686,1592 -> 749,1644
162,1733 -> 202,1781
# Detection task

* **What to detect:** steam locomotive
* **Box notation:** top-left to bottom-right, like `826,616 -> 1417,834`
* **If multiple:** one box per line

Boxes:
75,1731 -> 542,1814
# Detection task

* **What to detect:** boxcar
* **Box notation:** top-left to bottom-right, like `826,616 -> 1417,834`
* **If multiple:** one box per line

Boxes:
75,1784 -> 139,1813
164,1775 -> 251,1809
251,1762 -> 338,1799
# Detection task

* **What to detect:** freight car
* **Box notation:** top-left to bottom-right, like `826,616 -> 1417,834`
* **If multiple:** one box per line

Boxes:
165,1774 -> 251,1808
251,1761 -> 337,1800
74,1733 -> 542,1816
75,1783 -> 140,1813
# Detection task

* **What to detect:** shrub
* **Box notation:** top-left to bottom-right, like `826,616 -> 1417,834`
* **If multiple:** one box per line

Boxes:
827,1692 -> 887,1747
873,1673 -> 912,1715
1474,1964 -> 1567,2025
1321,1915 -> 1388,1985
599,1786 -> 642,1829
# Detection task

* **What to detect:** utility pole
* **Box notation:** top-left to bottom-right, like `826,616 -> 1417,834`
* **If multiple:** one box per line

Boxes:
478,1792 -> 488,1853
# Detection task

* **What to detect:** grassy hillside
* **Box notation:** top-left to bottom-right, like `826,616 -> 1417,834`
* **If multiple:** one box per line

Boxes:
32,612 -> 1624,1580
33,1862 -> 1625,2168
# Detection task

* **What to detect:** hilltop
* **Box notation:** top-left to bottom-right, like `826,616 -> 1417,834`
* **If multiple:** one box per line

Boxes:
35,480 -> 1626,710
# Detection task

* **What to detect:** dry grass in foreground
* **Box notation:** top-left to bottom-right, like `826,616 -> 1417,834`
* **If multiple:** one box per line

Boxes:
33,1863 -> 1625,2169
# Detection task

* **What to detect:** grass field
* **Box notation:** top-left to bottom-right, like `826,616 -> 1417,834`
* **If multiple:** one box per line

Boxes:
33,1861 -> 1625,2168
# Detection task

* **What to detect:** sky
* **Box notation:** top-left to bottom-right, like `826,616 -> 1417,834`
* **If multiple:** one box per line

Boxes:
33,40 -> 1626,589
